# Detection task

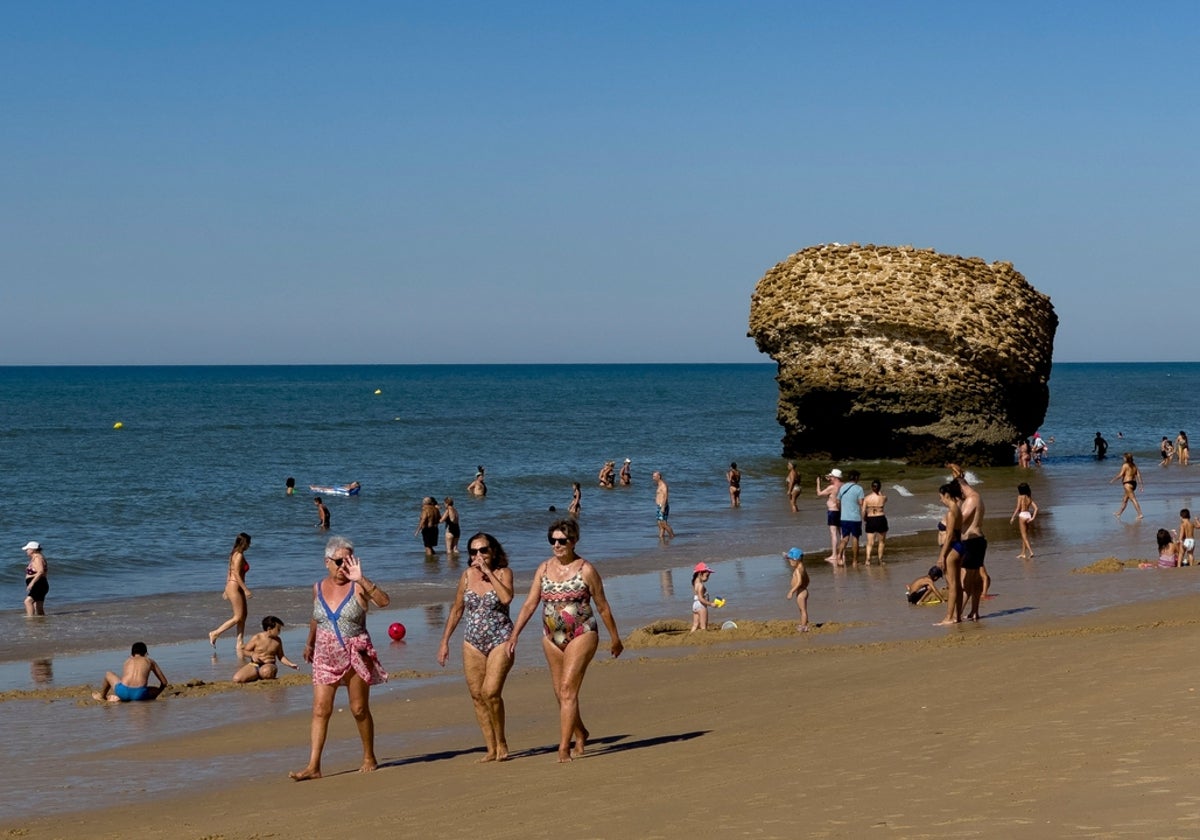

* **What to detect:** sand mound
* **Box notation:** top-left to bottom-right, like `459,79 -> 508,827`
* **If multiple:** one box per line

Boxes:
625,618 -> 850,648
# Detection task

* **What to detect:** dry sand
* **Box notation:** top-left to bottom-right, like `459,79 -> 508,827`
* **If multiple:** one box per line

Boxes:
7,591 -> 1200,840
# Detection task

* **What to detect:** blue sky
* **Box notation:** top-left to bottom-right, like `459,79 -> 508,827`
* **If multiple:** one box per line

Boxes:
3,2 -> 1196,364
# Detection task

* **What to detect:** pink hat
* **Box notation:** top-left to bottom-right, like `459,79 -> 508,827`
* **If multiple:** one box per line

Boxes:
692,562 -> 715,574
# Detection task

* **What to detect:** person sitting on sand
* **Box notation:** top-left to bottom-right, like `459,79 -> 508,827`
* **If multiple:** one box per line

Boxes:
906,566 -> 947,605
233,616 -> 299,683
1157,528 -> 1180,568
93,642 -> 168,702
784,548 -> 810,631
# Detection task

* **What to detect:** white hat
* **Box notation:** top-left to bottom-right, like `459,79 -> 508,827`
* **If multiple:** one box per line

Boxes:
624,458 -> 631,463
828,469 -> 843,479
22,541 -> 40,551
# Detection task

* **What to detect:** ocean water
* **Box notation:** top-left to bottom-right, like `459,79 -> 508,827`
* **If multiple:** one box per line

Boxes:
4,361 -> 1200,658
6,362 -> 1200,820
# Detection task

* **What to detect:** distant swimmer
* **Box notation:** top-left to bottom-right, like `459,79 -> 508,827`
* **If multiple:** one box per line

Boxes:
233,616 -> 299,683
568,482 -> 582,517
22,541 -> 48,617
1111,453 -> 1144,520
415,496 -> 441,557
786,461 -> 801,512
619,458 -> 631,486
1178,431 -> 1190,466
286,476 -> 296,495
1093,433 -> 1108,460
653,471 -> 675,540
314,497 -> 330,530
92,642 -> 168,703
467,467 -> 487,497
726,462 -> 741,508
598,461 -> 615,489
1160,437 -> 1174,467
440,497 -> 461,554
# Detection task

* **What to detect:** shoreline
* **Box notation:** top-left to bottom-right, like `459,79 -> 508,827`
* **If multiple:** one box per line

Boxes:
7,590 -> 1200,838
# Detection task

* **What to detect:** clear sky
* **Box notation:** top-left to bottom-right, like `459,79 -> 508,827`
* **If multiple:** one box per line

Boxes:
3,2 -> 1196,364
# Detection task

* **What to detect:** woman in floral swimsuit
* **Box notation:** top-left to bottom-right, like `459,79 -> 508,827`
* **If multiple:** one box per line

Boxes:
508,518 -> 623,762
437,532 -> 516,761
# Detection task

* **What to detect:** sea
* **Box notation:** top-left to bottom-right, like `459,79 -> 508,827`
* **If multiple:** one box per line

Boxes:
5,362 -> 1200,819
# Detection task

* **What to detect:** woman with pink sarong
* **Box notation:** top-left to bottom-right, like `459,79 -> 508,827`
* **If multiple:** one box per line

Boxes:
290,536 -> 390,781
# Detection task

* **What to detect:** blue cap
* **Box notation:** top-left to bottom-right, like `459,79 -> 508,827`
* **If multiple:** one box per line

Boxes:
787,547 -> 803,560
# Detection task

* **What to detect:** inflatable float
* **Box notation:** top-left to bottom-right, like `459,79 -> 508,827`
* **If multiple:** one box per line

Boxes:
309,482 -> 361,497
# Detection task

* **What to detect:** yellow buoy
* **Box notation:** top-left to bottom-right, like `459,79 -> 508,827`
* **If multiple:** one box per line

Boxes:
113,421 -> 124,429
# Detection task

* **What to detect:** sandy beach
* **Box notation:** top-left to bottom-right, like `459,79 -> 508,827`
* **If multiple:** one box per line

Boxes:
6,581 -> 1200,839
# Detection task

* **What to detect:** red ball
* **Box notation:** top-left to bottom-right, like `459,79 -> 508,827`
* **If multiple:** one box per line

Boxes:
388,622 -> 406,641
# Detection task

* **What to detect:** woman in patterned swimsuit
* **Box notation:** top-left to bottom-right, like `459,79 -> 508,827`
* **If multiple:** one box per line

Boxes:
289,535 -> 390,781
437,532 -> 516,761
508,519 -> 623,762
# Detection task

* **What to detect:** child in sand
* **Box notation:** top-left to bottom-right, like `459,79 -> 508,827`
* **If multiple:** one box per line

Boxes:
690,562 -> 717,632
1179,509 -> 1197,567
906,566 -> 946,605
233,616 -> 299,683
1010,483 -> 1039,559
784,547 -> 810,632
93,642 -> 168,702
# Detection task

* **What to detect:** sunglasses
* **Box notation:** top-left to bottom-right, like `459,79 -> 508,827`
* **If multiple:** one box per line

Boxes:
549,536 -> 572,546
468,546 -> 491,556
328,556 -> 346,568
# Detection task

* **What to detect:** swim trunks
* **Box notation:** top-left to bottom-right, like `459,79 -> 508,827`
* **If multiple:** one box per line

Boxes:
907,585 -> 928,605
421,525 -> 440,549
864,515 -> 888,534
656,504 -> 670,522
541,570 -> 597,651
840,520 -> 862,538
463,588 -> 513,656
114,683 -> 151,702
961,535 -> 988,570
826,510 -> 841,527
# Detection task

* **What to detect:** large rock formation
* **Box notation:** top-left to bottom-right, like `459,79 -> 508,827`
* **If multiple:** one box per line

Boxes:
748,244 -> 1057,465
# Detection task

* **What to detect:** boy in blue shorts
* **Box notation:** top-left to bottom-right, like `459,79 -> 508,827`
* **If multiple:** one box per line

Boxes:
93,642 -> 169,702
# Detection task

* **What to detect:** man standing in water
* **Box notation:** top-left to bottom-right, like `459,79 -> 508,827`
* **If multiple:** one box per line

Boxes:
1093,432 -> 1108,460
313,496 -> 330,530
948,463 -> 988,620
653,471 -> 675,540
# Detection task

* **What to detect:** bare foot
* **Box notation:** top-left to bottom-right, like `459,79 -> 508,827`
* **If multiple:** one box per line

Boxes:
289,767 -> 321,781
208,631 -> 217,647
359,760 -> 377,773
557,751 -> 573,763
967,613 -> 979,621
934,618 -> 959,626
1017,553 -> 1027,559
573,727 -> 589,757
477,754 -> 497,764
496,749 -> 509,762
91,691 -> 106,702
1137,514 -> 1144,519
798,624 -> 810,632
